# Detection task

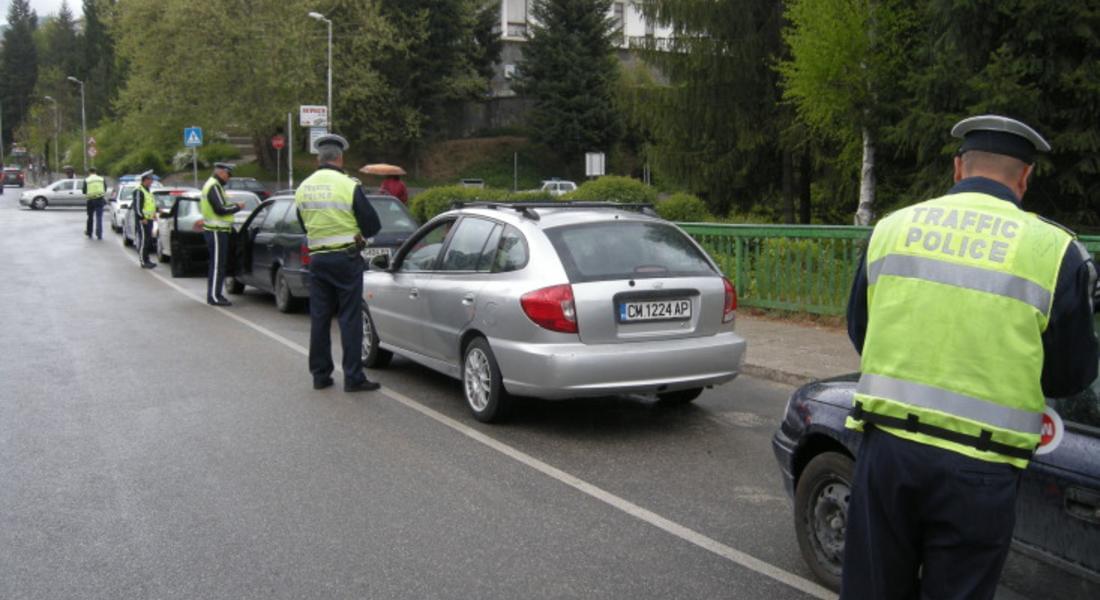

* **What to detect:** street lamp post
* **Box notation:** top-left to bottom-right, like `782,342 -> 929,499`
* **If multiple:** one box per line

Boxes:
66,76 -> 87,174
308,11 -> 333,130
43,96 -> 60,181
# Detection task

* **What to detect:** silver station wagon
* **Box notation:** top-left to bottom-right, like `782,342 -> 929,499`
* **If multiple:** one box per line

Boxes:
362,202 -> 747,422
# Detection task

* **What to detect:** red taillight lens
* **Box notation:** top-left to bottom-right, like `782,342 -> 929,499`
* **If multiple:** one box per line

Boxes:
192,219 -> 205,232
300,243 -> 311,266
722,277 -> 737,323
520,284 -> 578,333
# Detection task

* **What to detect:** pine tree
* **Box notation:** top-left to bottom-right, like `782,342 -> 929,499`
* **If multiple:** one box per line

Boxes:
514,0 -> 622,173
81,0 -> 119,126
0,0 -> 39,150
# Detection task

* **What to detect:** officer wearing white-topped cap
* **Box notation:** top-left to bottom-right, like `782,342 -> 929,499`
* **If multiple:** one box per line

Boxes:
201,162 -> 243,306
134,170 -> 158,269
295,133 -> 382,393
842,116 -> 1098,598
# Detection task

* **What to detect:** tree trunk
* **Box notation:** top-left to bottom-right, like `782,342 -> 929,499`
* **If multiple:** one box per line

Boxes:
781,150 -> 795,224
855,127 -> 875,226
799,149 -> 812,224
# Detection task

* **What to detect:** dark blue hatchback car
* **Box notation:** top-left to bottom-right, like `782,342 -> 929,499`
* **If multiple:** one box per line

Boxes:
773,370 -> 1100,597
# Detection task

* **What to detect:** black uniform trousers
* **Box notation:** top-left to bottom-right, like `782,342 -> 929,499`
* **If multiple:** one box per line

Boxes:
204,230 -> 229,302
840,426 -> 1020,600
307,249 -> 367,387
85,198 -> 105,239
136,219 -> 154,266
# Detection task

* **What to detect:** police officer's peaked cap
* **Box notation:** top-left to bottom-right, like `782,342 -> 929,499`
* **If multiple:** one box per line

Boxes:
214,162 -> 236,172
314,133 -> 349,151
139,169 -> 155,180
87,167 -> 97,173
951,115 -> 1051,164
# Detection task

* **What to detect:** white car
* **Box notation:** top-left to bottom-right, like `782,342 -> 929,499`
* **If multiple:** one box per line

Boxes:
109,181 -> 164,232
540,180 -> 577,197
19,179 -> 87,209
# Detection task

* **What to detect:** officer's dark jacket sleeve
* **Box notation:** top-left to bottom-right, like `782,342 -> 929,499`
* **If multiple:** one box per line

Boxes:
1041,240 -> 1099,397
352,186 -> 382,238
847,251 -> 869,355
206,182 -> 240,216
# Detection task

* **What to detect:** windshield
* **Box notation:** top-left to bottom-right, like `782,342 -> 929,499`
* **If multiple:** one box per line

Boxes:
545,221 -> 716,283
369,196 -> 418,234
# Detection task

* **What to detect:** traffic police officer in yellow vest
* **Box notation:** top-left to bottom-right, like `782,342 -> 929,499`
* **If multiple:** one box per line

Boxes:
82,167 -> 106,240
201,162 -> 243,306
134,170 -> 158,269
842,116 -> 1099,599
295,134 -> 382,393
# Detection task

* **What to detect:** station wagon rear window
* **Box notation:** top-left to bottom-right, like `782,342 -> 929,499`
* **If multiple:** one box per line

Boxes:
546,221 -> 715,283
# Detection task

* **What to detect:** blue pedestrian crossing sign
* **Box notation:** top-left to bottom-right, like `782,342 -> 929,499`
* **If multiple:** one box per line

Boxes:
183,127 -> 203,148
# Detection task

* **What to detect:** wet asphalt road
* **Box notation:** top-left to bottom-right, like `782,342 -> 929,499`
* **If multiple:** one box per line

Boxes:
0,185 -> 1036,600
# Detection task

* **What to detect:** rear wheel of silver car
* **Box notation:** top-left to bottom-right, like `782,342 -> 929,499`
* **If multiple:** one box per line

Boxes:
794,451 -> 853,592
361,305 -> 392,368
657,387 -> 704,405
31,197 -> 47,210
463,337 -> 509,423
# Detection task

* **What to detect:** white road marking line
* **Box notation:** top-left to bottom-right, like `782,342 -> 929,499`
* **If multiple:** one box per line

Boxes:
125,244 -> 834,600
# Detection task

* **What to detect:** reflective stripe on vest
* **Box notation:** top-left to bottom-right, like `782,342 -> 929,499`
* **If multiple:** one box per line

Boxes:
866,254 -> 1053,314
295,169 -> 360,252
85,175 -> 105,198
201,177 -> 234,231
857,373 -> 1043,433
851,191 -> 1073,468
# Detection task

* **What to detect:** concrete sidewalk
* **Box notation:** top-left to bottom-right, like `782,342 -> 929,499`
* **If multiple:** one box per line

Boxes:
736,314 -> 860,386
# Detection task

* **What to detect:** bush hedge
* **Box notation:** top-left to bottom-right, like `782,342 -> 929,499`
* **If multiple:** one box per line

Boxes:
562,175 -> 658,204
112,148 -> 168,177
657,192 -> 711,222
198,143 -> 241,164
408,185 -> 509,222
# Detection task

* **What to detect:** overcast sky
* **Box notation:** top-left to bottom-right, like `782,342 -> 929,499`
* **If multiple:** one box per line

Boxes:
2,0 -> 72,21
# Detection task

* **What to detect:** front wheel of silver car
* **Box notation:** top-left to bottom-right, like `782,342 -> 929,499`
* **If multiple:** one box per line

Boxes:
31,197 -> 47,210
361,305 -> 392,369
794,451 -> 854,592
463,337 -> 509,423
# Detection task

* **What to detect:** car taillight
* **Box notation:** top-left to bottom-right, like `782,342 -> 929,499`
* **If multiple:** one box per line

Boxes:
300,243 -> 311,266
722,277 -> 737,323
520,284 -> 577,333
192,219 -> 205,232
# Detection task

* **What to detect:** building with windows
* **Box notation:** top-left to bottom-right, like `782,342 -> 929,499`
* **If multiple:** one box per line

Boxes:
492,1 -> 672,97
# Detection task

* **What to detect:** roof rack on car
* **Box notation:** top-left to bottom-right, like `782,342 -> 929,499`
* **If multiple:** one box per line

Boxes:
450,201 -> 658,221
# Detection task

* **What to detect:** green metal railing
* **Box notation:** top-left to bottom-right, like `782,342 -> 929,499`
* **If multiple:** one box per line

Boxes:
678,223 -> 1100,316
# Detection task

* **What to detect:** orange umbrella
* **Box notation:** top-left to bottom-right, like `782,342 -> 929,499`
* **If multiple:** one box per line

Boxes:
359,163 -> 407,176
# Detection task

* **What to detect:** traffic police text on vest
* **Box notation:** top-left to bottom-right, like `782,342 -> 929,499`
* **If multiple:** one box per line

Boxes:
296,165 -> 361,252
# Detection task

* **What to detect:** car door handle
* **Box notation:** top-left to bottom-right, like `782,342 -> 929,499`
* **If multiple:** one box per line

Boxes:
409,288 -> 419,299
461,293 -> 475,305
1066,487 -> 1100,524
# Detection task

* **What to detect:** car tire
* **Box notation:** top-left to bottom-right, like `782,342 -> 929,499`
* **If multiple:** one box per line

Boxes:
361,305 -> 393,369
273,270 -> 298,313
794,451 -> 854,592
657,387 -> 704,405
462,337 -> 510,423
225,276 -> 245,295
31,197 -> 47,210
170,253 -> 187,278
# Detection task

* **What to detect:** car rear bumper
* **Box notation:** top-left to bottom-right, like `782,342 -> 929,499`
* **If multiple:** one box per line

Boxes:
493,331 -> 747,400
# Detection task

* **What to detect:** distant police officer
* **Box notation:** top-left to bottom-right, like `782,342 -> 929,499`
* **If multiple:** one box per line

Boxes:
295,134 -> 382,393
842,115 -> 1099,599
134,170 -> 158,269
82,167 -> 106,240
201,162 -> 242,306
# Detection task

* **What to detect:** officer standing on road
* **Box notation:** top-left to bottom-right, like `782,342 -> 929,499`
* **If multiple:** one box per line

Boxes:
82,167 -> 106,240
201,162 -> 243,306
295,134 -> 382,393
843,115 -> 1099,599
134,170 -> 158,269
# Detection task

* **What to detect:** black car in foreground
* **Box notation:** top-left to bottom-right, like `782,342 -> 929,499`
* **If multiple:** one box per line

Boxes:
224,192 -> 418,312
773,369 -> 1100,597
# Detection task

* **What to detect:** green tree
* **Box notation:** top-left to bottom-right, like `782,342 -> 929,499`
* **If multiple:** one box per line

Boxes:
41,1 -> 80,78
80,0 -> 120,126
0,0 -> 39,150
515,0 -> 622,174
636,0 -> 786,216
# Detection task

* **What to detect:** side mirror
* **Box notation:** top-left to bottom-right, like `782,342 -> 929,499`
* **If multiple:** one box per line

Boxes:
369,253 -> 391,271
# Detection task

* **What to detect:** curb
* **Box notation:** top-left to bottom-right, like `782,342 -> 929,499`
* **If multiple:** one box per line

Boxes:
741,362 -> 817,388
